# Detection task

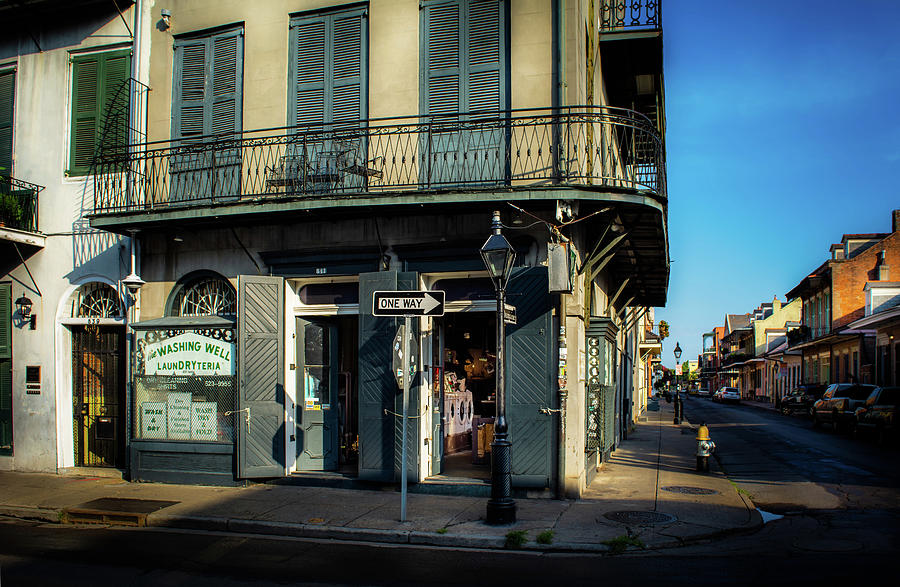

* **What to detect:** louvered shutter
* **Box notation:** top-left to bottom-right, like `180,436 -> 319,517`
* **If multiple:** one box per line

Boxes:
424,1 -> 461,117
70,56 -> 100,174
466,0 -> 502,114
0,283 -> 9,360
291,9 -> 365,127
331,12 -> 364,124
99,52 -> 130,157
292,17 -> 326,129
211,31 -> 241,136
174,39 -> 208,141
0,70 -> 13,176
69,51 -> 130,176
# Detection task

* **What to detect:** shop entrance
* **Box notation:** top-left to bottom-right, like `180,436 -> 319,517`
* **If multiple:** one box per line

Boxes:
72,325 -> 125,468
431,311 -> 496,481
295,316 -> 358,473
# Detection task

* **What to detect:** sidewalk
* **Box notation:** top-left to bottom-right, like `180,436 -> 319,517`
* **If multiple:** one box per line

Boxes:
0,398 -> 761,553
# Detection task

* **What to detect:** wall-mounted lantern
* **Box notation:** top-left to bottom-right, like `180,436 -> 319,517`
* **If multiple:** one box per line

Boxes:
15,294 -> 36,330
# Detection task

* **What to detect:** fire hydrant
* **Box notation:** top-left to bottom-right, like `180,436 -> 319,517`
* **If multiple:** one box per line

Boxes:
696,424 -> 715,472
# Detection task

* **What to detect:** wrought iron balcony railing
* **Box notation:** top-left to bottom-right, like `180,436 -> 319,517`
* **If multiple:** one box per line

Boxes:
0,175 -> 42,232
93,106 -> 666,215
600,0 -> 661,32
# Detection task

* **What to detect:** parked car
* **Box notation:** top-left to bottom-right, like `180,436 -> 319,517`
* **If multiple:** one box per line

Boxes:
854,386 -> 900,442
811,383 -> 877,431
698,387 -> 712,398
780,383 -> 827,416
713,387 -> 740,404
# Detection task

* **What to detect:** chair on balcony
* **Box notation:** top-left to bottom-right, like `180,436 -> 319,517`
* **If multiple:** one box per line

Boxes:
264,139 -> 383,196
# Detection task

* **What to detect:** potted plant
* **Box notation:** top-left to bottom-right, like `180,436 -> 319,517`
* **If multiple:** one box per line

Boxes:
0,187 -> 24,228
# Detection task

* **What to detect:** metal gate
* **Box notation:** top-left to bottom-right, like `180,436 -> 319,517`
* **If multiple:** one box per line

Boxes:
73,326 -> 125,467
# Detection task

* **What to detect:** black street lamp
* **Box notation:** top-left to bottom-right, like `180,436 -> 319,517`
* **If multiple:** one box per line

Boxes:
480,210 -> 516,525
673,341 -> 682,388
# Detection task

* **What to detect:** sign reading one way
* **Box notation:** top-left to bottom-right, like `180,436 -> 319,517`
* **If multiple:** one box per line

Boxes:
373,291 -> 445,316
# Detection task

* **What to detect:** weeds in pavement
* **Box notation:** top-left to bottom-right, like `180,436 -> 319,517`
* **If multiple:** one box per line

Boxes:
536,530 -> 554,545
436,527 -> 448,535
603,535 -> 645,554
505,530 -> 528,549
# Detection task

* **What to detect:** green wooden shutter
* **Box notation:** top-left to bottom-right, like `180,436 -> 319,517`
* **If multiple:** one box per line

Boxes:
423,0 -> 462,117
0,283 -> 12,456
466,0 -> 503,113
292,16 -> 326,128
174,39 -> 209,140
210,31 -> 241,136
0,283 -> 10,360
69,51 -> 130,176
0,70 -> 14,176
291,8 -> 366,127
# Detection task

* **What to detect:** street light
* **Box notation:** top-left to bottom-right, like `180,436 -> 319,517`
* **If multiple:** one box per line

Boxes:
480,210 -> 516,525
673,341 -> 682,389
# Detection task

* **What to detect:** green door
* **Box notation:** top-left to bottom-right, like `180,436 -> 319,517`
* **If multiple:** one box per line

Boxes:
297,318 -> 339,471
0,283 -> 11,456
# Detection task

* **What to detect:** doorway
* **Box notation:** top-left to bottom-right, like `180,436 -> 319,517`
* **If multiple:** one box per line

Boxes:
72,325 -> 125,468
430,311 -> 496,481
295,316 -> 358,473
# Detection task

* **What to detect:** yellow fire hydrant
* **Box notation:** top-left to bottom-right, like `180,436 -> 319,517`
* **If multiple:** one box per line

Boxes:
696,424 -> 715,473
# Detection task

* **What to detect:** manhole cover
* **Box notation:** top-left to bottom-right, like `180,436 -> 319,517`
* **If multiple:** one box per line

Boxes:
603,511 -> 677,525
660,485 -> 719,495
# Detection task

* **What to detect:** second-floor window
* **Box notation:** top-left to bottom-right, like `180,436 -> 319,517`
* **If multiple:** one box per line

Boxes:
0,69 -> 13,177
68,49 -> 131,176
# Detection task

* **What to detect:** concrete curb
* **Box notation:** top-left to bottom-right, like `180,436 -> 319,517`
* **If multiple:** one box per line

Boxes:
0,505 -> 60,523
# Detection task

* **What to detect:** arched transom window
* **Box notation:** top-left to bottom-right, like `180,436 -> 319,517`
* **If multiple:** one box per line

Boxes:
171,275 -> 236,317
73,282 -> 123,319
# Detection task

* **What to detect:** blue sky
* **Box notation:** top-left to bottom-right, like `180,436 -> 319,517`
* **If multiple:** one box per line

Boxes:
656,0 -> 900,366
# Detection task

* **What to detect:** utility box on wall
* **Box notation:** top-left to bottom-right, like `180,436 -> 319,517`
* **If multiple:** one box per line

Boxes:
548,242 -> 574,293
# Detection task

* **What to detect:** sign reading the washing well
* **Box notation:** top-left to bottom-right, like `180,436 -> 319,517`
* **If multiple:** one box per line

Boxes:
144,331 -> 235,376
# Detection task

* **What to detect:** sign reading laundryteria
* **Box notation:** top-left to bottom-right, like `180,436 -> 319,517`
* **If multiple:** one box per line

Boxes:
143,332 -> 235,376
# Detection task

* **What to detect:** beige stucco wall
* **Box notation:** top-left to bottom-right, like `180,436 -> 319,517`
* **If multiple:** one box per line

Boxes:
753,298 -> 802,356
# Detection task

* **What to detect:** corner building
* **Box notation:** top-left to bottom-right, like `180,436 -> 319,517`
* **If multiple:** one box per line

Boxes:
87,0 -> 669,497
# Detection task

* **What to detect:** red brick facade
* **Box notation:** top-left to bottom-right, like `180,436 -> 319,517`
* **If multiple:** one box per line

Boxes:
832,230 -> 900,329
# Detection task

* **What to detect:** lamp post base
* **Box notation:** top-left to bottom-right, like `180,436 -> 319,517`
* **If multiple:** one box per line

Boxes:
486,437 -> 516,525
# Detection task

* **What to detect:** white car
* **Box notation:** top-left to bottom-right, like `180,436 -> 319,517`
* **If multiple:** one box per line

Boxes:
697,388 -> 711,398
714,387 -> 740,404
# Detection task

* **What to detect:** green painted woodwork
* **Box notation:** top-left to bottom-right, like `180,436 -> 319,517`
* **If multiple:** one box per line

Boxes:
68,50 -> 130,176
0,283 -> 11,456
0,69 -> 14,177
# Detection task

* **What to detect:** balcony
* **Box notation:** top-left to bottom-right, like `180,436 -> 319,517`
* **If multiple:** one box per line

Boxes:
0,176 -> 41,233
91,106 -> 666,220
600,0 -> 661,33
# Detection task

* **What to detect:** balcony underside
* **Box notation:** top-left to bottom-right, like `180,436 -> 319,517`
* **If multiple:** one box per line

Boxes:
91,185 -> 668,307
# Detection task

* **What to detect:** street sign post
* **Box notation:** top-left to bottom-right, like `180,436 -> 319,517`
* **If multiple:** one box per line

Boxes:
373,290 -> 442,522
373,291 -> 445,317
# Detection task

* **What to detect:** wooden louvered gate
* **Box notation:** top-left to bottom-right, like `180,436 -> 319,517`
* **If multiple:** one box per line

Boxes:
72,326 -> 125,468
237,275 -> 285,478
506,267 -> 555,488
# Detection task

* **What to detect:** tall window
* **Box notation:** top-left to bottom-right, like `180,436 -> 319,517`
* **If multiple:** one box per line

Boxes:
68,50 -> 131,176
0,69 -> 13,177
289,7 -> 366,129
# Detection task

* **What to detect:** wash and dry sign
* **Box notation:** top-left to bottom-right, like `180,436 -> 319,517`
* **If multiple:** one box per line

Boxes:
144,331 -> 235,376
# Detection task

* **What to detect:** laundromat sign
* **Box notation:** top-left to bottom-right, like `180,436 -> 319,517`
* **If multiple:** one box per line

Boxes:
144,332 -> 235,376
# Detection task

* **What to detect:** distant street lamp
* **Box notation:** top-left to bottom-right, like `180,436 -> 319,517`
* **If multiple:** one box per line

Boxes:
674,341 -> 682,389
480,210 -> 516,525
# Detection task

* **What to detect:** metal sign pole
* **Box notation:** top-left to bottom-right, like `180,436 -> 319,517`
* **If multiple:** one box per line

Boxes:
400,314 -> 410,522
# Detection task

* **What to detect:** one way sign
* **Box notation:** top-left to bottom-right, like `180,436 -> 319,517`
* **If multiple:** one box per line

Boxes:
373,291 -> 445,317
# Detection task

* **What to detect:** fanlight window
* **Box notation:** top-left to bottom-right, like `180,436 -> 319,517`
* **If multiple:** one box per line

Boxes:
74,283 -> 123,319
172,276 -> 236,317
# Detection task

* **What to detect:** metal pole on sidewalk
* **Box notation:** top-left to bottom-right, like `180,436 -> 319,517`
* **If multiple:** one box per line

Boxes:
400,316 -> 410,522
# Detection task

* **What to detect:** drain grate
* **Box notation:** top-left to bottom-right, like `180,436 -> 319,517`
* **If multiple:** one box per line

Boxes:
64,498 -> 178,527
660,485 -> 719,495
603,511 -> 677,526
